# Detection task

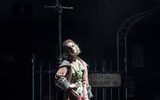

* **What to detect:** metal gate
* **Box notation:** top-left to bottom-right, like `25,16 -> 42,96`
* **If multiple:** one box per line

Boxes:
32,54 -> 127,100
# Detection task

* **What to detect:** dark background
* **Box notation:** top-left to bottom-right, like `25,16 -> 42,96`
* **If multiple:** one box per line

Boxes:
0,0 -> 160,100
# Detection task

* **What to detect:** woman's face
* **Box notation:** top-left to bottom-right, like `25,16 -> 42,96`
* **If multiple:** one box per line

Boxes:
66,42 -> 80,56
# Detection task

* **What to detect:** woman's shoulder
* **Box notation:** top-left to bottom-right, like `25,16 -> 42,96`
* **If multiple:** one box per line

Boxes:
59,60 -> 71,67
77,57 -> 88,68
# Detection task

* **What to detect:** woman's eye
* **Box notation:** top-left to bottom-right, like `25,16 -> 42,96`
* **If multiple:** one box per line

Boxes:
71,45 -> 74,47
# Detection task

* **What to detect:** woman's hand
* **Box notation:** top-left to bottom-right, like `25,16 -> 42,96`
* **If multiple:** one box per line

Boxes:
69,83 -> 77,89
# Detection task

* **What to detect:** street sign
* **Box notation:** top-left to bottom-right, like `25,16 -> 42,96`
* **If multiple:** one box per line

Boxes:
89,73 -> 121,87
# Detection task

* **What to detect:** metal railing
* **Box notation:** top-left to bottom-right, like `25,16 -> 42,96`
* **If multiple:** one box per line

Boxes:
32,56 -> 126,100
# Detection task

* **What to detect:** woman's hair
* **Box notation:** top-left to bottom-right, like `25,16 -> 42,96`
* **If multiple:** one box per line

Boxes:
62,39 -> 81,59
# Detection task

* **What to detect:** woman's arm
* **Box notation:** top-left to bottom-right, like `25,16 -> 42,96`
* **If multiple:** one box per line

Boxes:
55,66 -> 68,80
55,66 -> 78,90
82,64 -> 89,99
55,66 -> 71,90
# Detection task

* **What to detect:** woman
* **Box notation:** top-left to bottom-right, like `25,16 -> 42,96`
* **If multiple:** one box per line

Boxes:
55,39 -> 92,100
